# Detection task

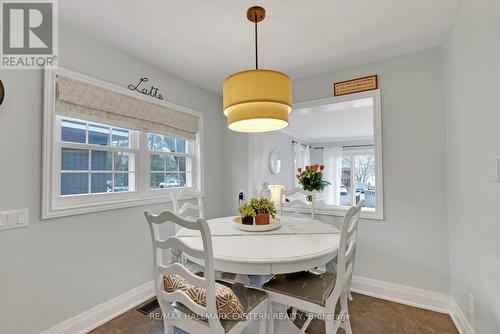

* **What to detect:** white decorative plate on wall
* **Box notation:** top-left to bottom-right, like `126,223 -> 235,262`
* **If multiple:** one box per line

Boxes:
269,150 -> 281,175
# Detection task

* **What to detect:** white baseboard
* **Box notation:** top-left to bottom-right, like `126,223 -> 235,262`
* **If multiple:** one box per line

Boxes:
40,281 -> 155,334
351,275 -> 450,314
449,297 -> 475,334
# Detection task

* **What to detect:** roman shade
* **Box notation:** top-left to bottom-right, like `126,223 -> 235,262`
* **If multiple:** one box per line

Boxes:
56,76 -> 200,140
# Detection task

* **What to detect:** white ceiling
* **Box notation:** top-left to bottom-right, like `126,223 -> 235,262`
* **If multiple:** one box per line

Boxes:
60,0 -> 458,94
283,98 -> 374,143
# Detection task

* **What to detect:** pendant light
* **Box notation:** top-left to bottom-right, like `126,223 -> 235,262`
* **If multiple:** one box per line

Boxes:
223,6 -> 292,133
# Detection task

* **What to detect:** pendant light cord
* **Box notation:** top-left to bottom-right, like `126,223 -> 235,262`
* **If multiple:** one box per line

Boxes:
254,16 -> 258,69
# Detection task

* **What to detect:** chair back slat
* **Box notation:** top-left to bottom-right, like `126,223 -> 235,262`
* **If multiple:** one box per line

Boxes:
347,223 -> 358,239
148,210 -> 201,230
171,190 -> 205,232
178,202 -> 203,216
345,241 -> 356,264
344,263 -> 354,285
144,210 -> 223,332
156,238 -> 205,260
280,187 -> 316,219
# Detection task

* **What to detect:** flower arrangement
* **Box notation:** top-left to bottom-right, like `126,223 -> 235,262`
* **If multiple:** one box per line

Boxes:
237,198 -> 276,225
296,164 -> 331,201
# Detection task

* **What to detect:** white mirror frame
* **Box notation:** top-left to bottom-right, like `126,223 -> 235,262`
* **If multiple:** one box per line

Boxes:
248,89 -> 384,220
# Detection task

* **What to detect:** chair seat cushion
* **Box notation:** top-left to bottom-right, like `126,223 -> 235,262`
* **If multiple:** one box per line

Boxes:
169,279 -> 267,333
164,274 -> 245,321
262,271 -> 336,306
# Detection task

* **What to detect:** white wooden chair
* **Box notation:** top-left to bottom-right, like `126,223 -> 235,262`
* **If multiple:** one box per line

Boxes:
262,202 -> 363,334
280,187 -> 316,220
325,200 -> 364,300
145,210 -> 269,334
170,190 -> 205,271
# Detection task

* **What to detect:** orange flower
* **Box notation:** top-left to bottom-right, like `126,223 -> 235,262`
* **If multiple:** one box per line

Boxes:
320,165 -> 325,171
305,165 -> 310,170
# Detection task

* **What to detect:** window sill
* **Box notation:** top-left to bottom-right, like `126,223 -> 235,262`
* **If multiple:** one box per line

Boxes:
42,189 -> 199,219
282,205 -> 384,221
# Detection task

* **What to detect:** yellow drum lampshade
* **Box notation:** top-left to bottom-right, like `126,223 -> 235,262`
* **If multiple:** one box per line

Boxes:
223,69 -> 292,133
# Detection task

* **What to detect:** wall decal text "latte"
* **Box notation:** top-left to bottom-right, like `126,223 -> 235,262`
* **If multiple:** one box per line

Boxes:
128,77 -> 164,100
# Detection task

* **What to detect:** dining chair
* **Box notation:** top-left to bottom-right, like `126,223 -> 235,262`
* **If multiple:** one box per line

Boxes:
144,210 -> 269,334
170,190 -> 205,271
262,202 -> 363,334
280,187 -> 316,220
325,200 -> 364,301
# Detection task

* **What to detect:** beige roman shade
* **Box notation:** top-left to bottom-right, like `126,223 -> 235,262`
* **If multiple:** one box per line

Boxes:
56,76 -> 200,140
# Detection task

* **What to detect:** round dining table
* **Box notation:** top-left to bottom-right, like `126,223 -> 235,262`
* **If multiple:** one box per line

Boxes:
176,216 -> 340,276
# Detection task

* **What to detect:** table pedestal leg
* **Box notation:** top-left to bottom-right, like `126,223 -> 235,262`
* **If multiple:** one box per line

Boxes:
234,274 -> 250,285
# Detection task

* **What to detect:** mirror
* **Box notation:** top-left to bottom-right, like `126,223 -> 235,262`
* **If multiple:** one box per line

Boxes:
0,80 -> 4,105
269,150 -> 281,175
251,90 -> 383,219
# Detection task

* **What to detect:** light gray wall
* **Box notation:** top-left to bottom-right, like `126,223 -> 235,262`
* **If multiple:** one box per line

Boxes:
310,147 -> 323,165
222,129 -> 250,215
225,48 -> 450,293
441,0 -> 500,332
0,25 -> 225,334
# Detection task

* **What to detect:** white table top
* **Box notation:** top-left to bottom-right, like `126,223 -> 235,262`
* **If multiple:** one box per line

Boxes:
176,216 -> 340,275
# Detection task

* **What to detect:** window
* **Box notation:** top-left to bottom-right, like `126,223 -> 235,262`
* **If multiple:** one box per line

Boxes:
340,148 -> 376,209
59,118 -> 137,196
148,133 -> 194,190
42,69 -> 203,218
52,116 -> 198,212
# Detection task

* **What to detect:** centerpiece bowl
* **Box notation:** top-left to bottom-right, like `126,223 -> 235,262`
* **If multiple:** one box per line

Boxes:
232,216 -> 281,232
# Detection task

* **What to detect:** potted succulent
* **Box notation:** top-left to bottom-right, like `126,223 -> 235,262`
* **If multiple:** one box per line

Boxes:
237,203 -> 256,225
249,198 -> 277,225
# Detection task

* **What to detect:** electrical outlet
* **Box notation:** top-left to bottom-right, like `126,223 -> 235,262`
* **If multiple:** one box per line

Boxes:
0,212 -> 6,227
467,291 -> 474,317
0,209 -> 29,231
7,212 -> 16,226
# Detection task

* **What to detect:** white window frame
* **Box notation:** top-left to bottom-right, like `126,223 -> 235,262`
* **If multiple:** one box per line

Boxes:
248,89 -> 384,220
42,68 -> 204,219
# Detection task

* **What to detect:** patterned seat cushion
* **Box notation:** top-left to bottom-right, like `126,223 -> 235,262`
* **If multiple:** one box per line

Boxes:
262,271 -> 336,306
164,274 -> 245,320
165,277 -> 267,333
